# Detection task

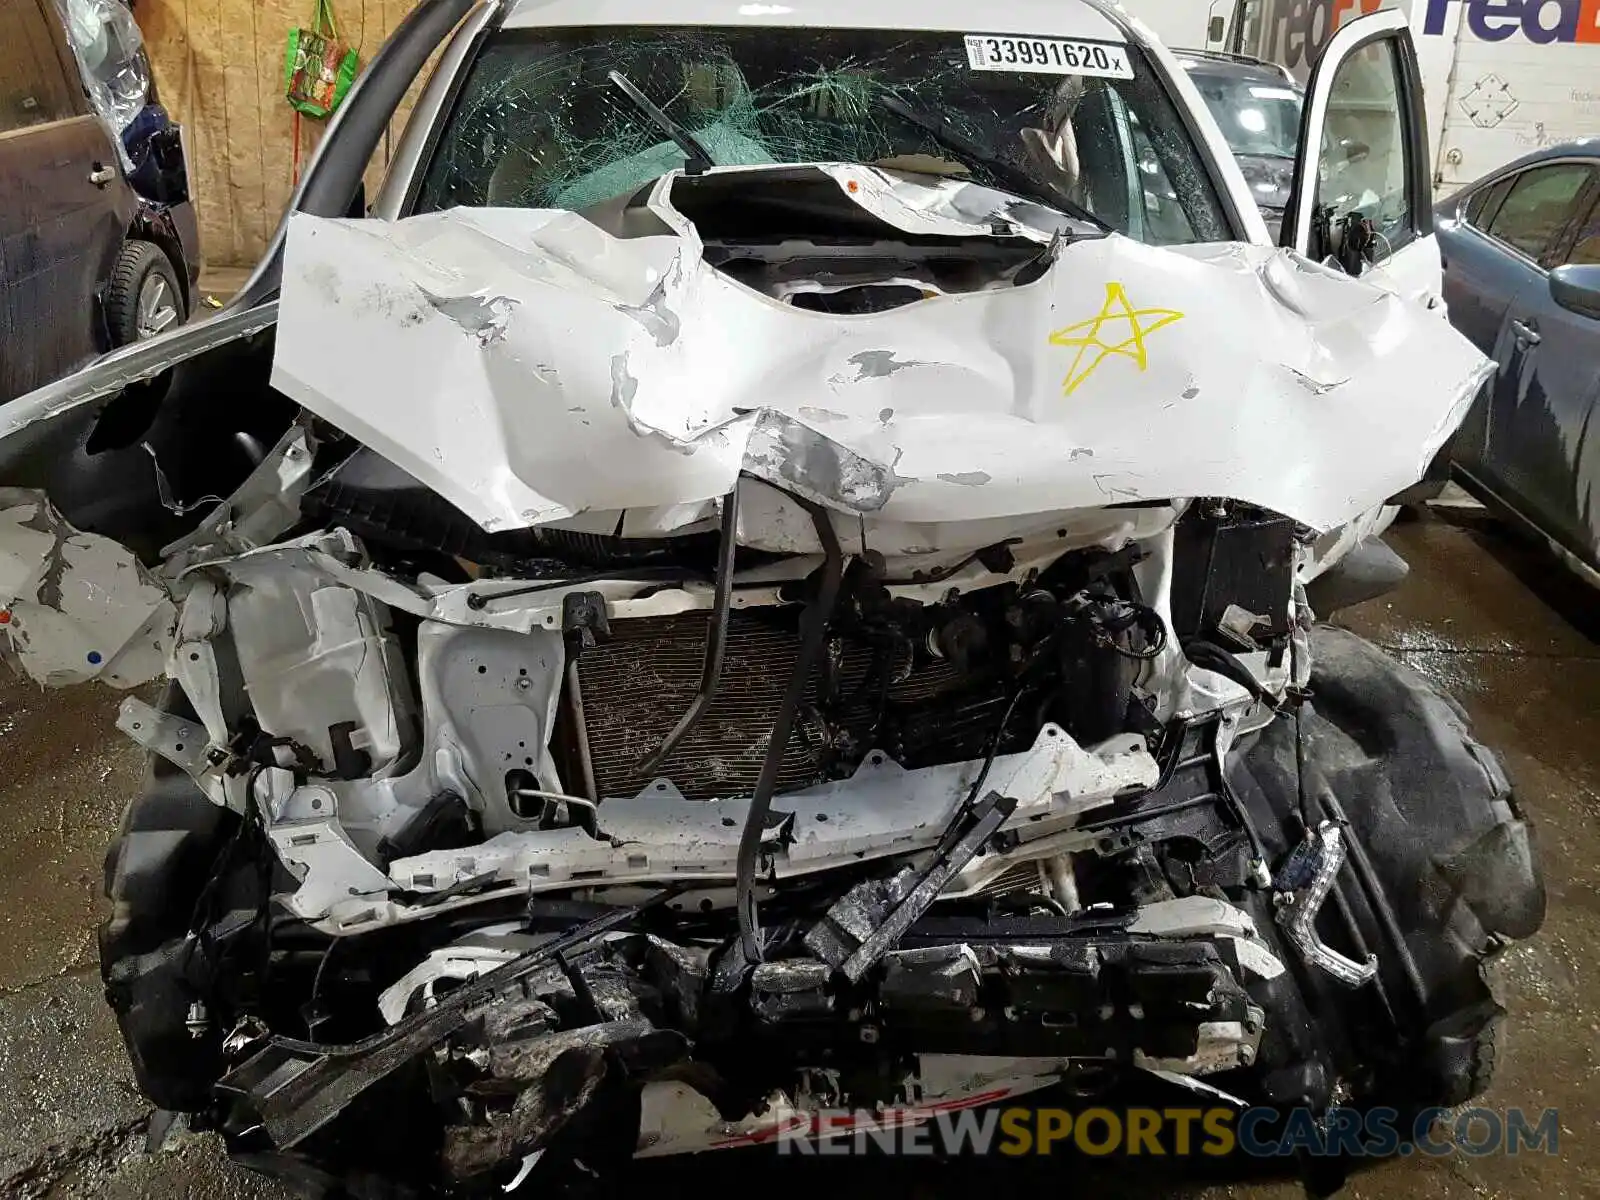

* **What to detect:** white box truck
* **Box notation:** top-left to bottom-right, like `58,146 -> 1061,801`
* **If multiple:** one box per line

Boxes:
1115,0 -> 1600,193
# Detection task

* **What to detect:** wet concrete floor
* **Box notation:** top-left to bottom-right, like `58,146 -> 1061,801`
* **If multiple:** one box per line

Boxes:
0,506 -> 1593,1199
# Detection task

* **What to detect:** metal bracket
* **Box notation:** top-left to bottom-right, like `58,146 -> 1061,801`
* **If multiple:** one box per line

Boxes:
806,790 -> 1018,983
1274,822 -> 1378,987
117,696 -> 212,785
215,888 -> 683,1149
562,590 -> 611,649
171,579 -> 229,748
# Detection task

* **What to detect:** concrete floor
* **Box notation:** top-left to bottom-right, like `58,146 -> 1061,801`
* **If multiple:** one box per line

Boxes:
0,507 -> 1594,1199
195,266 -> 254,308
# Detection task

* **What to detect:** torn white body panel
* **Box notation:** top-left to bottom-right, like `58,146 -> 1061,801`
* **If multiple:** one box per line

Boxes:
272,165 -> 1491,541
389,728 -> 1153,885
0,303 -> 279,445
1,492 -> 1279,938
0,490 -> 175,687
279,722 -> 1157,932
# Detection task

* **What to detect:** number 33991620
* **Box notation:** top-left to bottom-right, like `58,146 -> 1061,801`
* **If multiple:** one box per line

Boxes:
964,35 -> 1133,79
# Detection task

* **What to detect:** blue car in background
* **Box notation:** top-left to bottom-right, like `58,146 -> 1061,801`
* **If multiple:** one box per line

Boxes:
1436,142 -> 1600,584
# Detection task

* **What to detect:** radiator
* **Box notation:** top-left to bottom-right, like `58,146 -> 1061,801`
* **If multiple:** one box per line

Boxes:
572,612 -> 1019,801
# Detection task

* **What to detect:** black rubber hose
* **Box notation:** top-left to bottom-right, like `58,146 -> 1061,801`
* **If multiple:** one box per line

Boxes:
735,499 -> 845,962
636,487 -> 739,773
1184,638 -> 1280,709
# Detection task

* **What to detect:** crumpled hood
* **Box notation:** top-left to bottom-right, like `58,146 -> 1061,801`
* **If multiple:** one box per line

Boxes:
271,164 -> 1490,537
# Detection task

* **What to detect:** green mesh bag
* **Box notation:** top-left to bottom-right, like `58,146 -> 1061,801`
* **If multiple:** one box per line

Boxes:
284,0 -> 359,120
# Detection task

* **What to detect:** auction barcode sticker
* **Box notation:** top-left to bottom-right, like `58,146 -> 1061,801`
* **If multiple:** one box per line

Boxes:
964,34 -> 1133,79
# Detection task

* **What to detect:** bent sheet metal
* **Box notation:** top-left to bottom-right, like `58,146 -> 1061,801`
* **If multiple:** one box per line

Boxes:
271,164 -> 1490,538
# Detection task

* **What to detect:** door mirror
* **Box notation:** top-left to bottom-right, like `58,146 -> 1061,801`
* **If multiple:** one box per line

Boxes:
1549,264 -> 1600,320
1208,14 -> 1227,43
1282,10 -> 1429,272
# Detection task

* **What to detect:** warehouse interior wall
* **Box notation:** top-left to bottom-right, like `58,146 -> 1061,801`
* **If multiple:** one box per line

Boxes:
138,0 -> 428,267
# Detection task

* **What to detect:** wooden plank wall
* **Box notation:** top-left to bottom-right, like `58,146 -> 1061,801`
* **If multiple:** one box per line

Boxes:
139,0 -> 426,266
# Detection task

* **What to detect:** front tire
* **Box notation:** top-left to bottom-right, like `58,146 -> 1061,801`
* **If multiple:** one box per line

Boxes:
1229,626 -> 1543,1113
105,240 -> 185,346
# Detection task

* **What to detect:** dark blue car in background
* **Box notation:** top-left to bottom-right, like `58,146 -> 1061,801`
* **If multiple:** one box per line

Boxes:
1436,142 -> 1600,585
0,0 -> 199,405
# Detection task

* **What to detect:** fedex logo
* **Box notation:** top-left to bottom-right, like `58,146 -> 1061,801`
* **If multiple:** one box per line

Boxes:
1423,0 -> 1600,41
1254,0 -> 1400,75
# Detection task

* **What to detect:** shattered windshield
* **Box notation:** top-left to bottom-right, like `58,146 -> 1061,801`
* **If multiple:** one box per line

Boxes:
415,27 -> 1231,246
1189,72 -> 1302,160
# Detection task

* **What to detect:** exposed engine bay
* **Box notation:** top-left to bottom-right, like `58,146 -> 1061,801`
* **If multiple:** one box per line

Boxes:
0,161 -> 1546,1197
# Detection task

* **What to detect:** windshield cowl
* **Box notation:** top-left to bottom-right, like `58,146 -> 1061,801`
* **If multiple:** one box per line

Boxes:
658,161 -> 1106,246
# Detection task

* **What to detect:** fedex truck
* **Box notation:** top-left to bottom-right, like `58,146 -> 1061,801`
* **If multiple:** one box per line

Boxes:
1115,0 -> 1600,193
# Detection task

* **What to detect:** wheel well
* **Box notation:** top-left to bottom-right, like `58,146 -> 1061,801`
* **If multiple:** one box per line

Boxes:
125,217 -> 192,314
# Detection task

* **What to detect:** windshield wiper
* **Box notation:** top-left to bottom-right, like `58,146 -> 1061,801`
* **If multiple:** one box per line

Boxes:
876,94 -> 1108,232
608,69 -> 714,176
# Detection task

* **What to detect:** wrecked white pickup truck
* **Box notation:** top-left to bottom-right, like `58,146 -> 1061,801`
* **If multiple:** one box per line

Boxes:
0,0 -> 1545,1194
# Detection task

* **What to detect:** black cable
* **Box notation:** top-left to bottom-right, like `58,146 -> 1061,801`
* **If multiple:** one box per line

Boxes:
181,773 -> 258,976
465,566 -> 703,610
933,615 -> 1086,848
1290,626 -> 1315,832
637,487 -> 739,774
941,683 -> 1030,850
1215,744 -> 1273,872
306,937 -> 339,1041
255,820 -> 274,995
1077,791 -> 1218,834
1184,638 -> 1280,709
1102,601 -> 1168,661
736,499 -> 845,962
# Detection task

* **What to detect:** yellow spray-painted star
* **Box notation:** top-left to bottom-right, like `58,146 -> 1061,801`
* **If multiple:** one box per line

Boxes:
1049,282 -> 1185,396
